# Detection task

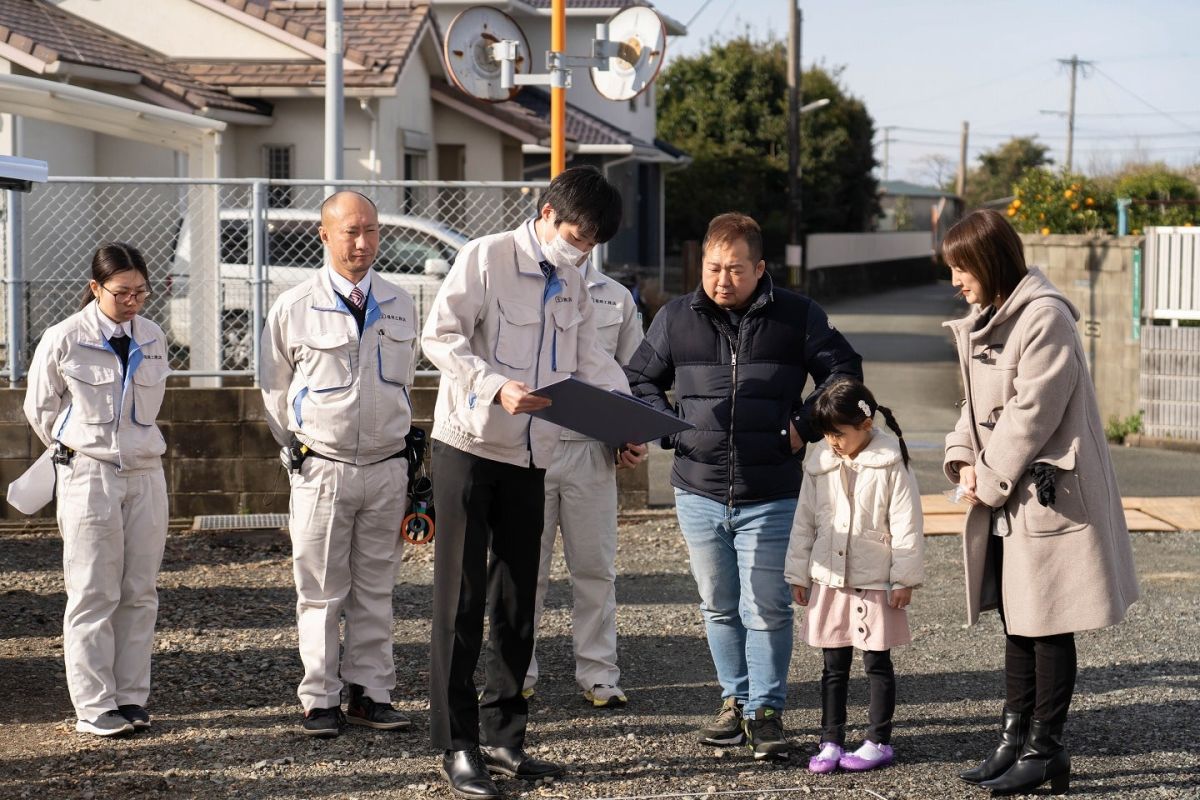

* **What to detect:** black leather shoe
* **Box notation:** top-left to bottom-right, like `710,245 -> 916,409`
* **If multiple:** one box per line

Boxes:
441,749 -> 500,799
981,719 -> 1070,796
480,745 -> 565,780
960,707 -> 1030,784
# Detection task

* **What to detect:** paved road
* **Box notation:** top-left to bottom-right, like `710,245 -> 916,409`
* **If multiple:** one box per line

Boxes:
648,281 -> 1200,504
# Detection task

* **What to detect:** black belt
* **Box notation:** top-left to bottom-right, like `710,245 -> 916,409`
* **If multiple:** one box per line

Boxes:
301,444 -> 405,466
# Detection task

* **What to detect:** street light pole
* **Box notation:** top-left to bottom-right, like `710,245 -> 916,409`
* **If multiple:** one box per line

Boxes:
324,0 -> 344,191
786,0 -> 803,288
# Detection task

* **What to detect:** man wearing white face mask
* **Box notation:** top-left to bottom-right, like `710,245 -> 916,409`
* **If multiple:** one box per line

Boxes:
422,166 -> 647,799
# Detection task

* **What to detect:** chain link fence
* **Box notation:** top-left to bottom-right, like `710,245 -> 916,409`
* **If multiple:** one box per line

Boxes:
2,178 -> 545,380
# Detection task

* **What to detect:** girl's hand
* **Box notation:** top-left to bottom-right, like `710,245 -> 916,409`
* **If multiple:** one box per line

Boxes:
889,586 -> 913,609
791,585 -> 808,606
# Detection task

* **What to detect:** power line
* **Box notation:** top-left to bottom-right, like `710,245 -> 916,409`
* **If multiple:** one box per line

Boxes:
686,0 -> 721,28
882,125 -> 1200,142
1090,66 -> 1200,135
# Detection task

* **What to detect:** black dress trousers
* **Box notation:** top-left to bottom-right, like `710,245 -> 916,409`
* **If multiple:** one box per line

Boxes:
429,441 -> 546,751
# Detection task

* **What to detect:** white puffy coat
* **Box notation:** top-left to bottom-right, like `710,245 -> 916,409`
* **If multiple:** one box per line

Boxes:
784,430 -> 925,591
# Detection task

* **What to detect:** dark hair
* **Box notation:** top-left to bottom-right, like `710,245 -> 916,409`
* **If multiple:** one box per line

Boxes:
81,242 -> 151,309
703,212 -> 763,263
812,376 -> 910,467
542,166 -> 623,243
940,209 -> 1028,306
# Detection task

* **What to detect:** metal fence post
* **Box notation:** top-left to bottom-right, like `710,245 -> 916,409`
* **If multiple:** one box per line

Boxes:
1131,247 -> 1141,343
5,188 -> 23,384
251,179 -> 266,386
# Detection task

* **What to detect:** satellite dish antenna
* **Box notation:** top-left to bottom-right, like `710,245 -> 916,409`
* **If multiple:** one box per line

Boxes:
590,6 -> 666,101
443,6 -> 530,102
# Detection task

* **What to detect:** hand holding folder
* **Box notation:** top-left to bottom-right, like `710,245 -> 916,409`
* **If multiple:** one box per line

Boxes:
530,377 -> 693,446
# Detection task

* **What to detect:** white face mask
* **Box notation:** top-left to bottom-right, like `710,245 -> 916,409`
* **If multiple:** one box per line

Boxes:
542,230 -> 589,270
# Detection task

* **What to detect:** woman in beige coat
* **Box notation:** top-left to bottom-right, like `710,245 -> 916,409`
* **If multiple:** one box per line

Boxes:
942,210 -> 1138,796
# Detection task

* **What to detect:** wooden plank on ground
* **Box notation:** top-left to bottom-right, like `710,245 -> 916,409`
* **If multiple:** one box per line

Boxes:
920,495 -> 1200,534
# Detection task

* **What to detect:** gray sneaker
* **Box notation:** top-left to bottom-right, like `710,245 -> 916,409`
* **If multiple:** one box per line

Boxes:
118,704 -> 151,730
76,710 -> 135,737
698,697 -> 745,746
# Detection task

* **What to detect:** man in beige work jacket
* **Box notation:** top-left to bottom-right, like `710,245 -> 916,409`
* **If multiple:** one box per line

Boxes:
421,167 -> 647,799
525,262 -> 643,709
260,191 -> 417,738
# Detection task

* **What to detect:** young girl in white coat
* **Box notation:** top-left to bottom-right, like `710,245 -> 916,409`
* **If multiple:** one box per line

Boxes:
24,243 -> 170,737
785,377 -> 925,774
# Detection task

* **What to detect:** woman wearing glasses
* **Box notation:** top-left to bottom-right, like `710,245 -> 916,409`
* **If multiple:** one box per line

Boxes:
24,242 -> 171,737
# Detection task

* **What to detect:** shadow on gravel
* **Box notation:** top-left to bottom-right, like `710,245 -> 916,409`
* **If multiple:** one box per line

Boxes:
1068,766 -> 1200,796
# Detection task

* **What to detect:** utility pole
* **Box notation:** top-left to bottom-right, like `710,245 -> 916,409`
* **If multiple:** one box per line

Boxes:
879,126 -> 895,182
325,0 -> 344,189
1056,54 -> 1093,172
955,120 -> 969,199
786,0 -> 803,288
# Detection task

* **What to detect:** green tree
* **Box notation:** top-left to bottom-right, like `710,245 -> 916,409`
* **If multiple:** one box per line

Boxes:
963,137 -> 1053,209
656,38 -> 878,259
1114,163 -> 1200,231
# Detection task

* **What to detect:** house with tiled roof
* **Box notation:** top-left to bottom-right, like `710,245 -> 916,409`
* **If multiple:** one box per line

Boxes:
0,0 -> 686,273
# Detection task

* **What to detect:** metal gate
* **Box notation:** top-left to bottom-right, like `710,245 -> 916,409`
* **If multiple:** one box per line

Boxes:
1139,227 -> 1200,442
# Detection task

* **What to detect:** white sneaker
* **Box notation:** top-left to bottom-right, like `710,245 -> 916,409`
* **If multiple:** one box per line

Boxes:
584,684 -> 627,708
76,710 -> 135,737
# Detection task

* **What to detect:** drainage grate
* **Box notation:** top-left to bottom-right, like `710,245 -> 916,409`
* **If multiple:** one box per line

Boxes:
191,513 -> 288,531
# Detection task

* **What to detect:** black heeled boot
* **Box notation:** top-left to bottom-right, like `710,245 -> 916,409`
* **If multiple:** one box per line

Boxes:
981,719 -> 1070,796
959,707 -> 1030,784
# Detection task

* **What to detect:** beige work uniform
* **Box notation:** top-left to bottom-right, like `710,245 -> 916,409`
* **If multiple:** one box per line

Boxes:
24,302 -> 170,722
260,268 -> 417,710
421,222 -> 631,468
526,263 -> 644,692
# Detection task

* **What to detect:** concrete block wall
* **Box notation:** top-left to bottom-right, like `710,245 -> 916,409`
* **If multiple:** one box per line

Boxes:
1,384 -> 649,522
1021,233 -> 1143,425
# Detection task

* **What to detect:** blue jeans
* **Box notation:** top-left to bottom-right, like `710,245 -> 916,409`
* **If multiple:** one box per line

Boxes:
674,489 -> 796,716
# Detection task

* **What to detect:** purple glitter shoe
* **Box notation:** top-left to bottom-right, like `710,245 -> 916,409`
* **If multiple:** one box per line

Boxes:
839,740 -> 894,772
808,741 -> 844,774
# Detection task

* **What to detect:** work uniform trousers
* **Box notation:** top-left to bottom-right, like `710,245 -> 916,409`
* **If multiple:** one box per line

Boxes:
526,439 -> 620,692
288,455 -> 407,711
55,454 -> 167,722
429,442 -> 545,751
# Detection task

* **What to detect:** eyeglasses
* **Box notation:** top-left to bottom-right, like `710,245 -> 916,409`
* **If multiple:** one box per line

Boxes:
100,284 -> 152,303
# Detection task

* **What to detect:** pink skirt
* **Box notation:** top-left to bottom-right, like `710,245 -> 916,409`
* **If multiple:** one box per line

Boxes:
804,584 -> 911,651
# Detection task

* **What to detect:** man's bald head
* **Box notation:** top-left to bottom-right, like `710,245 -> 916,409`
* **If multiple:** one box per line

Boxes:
320,190 -> 378,225
319,191 -> 380,281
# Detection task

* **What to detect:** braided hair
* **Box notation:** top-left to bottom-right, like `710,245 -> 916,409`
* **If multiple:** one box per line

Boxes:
811,376 -> 911,467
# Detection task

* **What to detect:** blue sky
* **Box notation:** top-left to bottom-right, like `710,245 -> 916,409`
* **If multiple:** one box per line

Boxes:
650,0 -> 1200,185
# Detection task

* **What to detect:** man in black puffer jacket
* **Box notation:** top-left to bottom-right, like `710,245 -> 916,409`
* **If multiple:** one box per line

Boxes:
625,213 -> 861,760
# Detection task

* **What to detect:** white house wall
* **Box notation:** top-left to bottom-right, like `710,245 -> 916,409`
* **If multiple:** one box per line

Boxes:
95,132 -> 175,178
48,0 -> 310,60
432,104 -> 509,181
381,48 -> 436,181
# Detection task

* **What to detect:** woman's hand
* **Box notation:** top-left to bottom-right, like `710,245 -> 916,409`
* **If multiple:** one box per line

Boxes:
791,584 -> 808,606
889,586 -> 913,609
958,464 -> 982,506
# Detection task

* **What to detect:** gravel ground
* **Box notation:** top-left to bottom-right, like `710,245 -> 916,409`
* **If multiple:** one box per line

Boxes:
1,517 -> 1198,800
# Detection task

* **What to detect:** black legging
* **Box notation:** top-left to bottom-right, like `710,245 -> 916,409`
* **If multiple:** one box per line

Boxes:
992,535 -> 1078,725
819,647 -> 896,745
